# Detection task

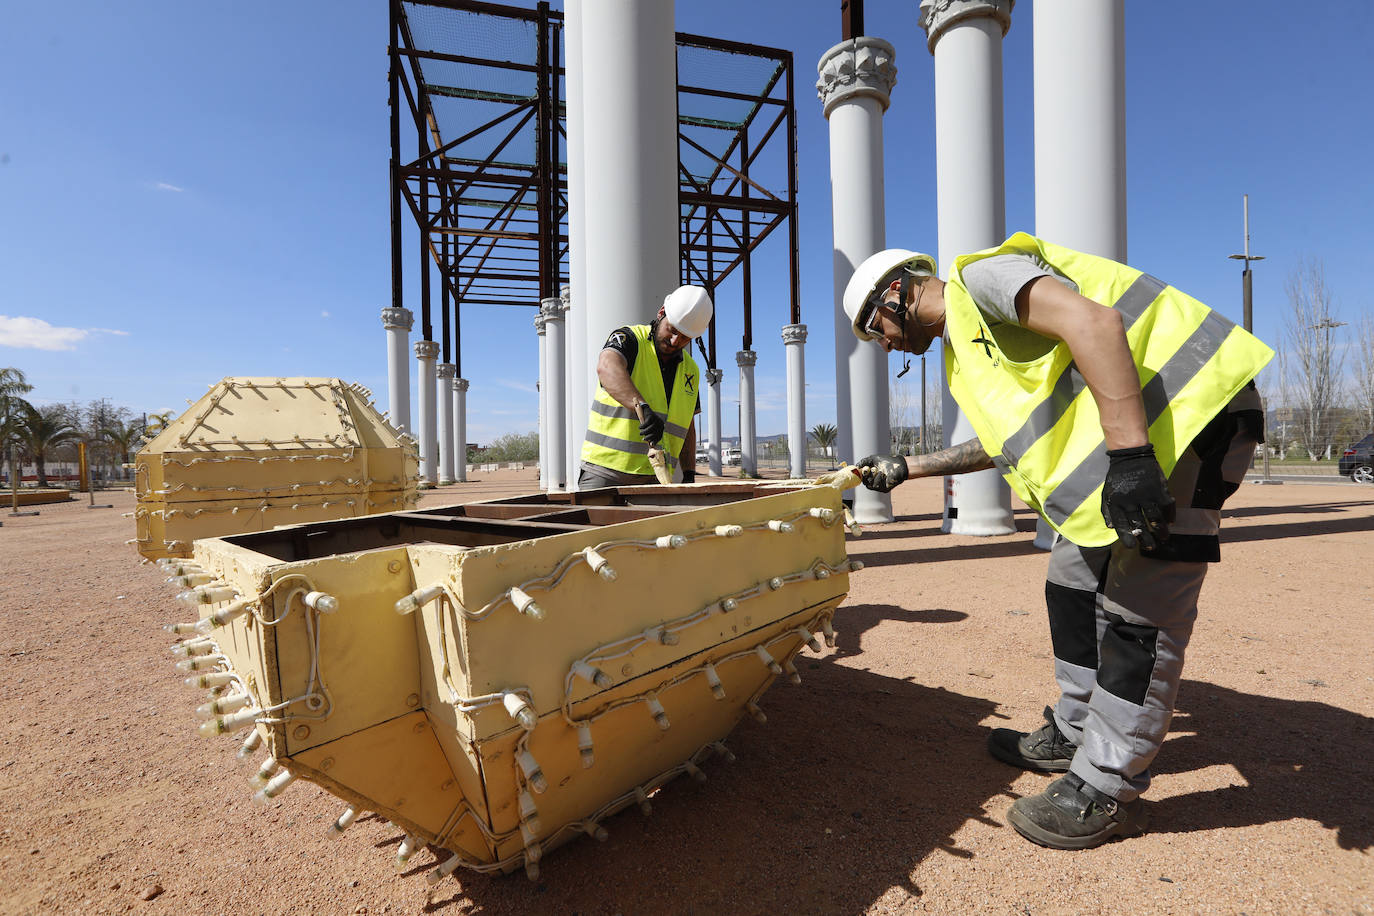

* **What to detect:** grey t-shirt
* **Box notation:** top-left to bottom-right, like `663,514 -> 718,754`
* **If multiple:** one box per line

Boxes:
959,253 -> 1079,362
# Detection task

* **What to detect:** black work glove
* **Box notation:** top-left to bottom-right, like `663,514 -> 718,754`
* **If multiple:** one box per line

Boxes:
856,453 -> 909,493
1101,443 -> 1176,551
636,406 -> 665,445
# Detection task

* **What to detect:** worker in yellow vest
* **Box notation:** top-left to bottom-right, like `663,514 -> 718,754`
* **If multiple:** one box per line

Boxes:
579,285 -> 712,489
844,234 -> 1273,850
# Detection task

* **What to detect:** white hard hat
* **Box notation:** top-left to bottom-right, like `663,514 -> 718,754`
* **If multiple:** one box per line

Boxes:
843,249 -> 937,341
662,285 -> 714,338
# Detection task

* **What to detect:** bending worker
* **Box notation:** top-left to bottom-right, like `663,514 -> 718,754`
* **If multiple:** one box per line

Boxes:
579,285 -> 713,489
844,233 -> 1272,850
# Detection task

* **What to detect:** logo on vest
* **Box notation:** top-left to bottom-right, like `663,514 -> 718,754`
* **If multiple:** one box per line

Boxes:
972,325 -> 999,367
684,372 -> 696,394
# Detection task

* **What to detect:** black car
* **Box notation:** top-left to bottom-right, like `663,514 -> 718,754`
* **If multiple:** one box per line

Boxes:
1338,433 -> 1374,484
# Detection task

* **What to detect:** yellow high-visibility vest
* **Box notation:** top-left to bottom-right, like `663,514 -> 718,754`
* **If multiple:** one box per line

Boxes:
582,325 -> 698,477
944,232 -> 1274,546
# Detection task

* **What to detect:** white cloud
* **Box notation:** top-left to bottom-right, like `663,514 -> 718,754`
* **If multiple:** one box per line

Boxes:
155,181 -> 184,192
496,379 -> 537,394
320,310 -> 331,318
0,316 -> 129,351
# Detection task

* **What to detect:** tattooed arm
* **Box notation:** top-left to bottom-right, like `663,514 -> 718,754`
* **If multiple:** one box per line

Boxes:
905,439 -> 995,478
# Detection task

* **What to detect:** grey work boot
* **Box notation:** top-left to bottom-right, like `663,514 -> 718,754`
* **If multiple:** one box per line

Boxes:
987,706 -> 1076,773
1006,772 -> 1148,850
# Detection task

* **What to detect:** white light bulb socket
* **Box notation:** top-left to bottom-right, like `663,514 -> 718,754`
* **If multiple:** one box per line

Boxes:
169,572 -> 213,587
645,626 -> 678,646
848,559 -> 864,572
426,854 -> 462,885
572,660 -> 611,689
796,627 -> 823,653
714,524 -> 743,537
328,805 -> 360,837
253,769 -> 296,804
712,741 -> 737,763
395,584 -> 443,615
577,724 -> 595,769
634,786 -> 652,816
198,706 -> 258,737
251,755 -> 279,788
509,586 -> 544,620
704,664 -> 726,700
186,671 -> 236,689
747,702 -> 767,724
236,729 -> 263,759
503,692 -> 537,731
685,761 -> 707,784
822,619 -> 837,647
646,697 -> 670,730
809,507 -> 837,525
163,622 -> 201,635
171,641 -> 216,658
582,547 -> 617,581
755,645 -> 782,674
518,789 -> 540,824
516,750 -> 547,794
176,655 -> 225,673
767,519 -> 793,533
197,693 -> 251,718
784,660 -> 802,685
396,835 -> 420,869
655,534 -> 687,549
304,591 -> 339,613
582,821 -> 609,842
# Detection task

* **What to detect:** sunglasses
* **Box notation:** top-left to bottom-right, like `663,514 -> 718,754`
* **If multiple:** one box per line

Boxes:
861,297 -> 888,338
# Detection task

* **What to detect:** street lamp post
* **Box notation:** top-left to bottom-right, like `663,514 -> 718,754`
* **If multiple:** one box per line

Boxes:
1228,194 -> 1277,483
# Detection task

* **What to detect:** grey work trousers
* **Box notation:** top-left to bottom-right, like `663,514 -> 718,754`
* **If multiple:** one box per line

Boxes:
1044,387 -> 1263,802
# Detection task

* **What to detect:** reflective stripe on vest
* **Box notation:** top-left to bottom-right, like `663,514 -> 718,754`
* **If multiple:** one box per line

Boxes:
581,325 -> 698,476
944,232 -> 1274,546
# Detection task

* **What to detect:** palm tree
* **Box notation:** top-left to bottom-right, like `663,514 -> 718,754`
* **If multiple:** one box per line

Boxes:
100,418 -> 146,481
0,367 -> 33,487
810,423 -> 838,470
145,410 -> 175,439
17,403 -> 79,488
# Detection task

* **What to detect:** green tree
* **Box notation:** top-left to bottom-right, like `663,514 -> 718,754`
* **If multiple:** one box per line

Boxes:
483,431 -> 540,463
0,367 -> 34,485
17,403 -> 79,487
100,417 -> 146,480
810,423 -> 838,469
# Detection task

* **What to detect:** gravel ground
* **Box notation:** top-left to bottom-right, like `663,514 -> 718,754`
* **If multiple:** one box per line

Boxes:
0,470 -> 1370,915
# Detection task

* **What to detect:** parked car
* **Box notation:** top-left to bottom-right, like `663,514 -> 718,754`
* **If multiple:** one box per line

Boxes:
1339,434 -> 1374,483
724,446 -> 742,466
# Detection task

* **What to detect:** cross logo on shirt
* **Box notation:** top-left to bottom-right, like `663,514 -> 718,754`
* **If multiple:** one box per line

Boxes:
972,325 -> 999,366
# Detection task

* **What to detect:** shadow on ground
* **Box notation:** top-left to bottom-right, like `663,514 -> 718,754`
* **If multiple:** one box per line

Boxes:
426,655 -> 1009,914
1150,680 -> 1374,852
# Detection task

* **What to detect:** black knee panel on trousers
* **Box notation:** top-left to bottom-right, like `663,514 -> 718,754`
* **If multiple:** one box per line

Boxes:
1097,612 -> 1159,706
1046,581 -> 1098,670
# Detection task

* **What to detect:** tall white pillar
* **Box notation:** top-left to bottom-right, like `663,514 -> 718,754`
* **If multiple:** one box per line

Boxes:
577,1 -> 679,430
542,298 -> 568,491
921,0 -> 1017,536
381,307 -> 413,434
414,339 -> 439,486
535,313 -> 550,490
437,362 -> 455,485
564,1 -> 589,492
782,323 -> 808,479
1033,0 -> 1126,550
453,377 -> 469,482
737,350 -> 758,477
818,37 -> 897,524
705,367 -> 724,477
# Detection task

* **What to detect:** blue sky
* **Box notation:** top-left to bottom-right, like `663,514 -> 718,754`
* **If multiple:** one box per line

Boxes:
3,1 -> 1370,442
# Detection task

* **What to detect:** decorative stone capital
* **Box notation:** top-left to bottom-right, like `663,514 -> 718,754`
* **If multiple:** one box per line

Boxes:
817,37 -> 897,117
559,284 -> 572,302
705,367 -> 724,386
437,362 -> 456,380
736,349 -> 758,368
534,313 -> 548,335
781,323 -> 809,345
453,377 -> 469,392
540,297 -> 565,322
918,0 -> 1014,53
414,339 -> 440,360
381,306 -> 414,332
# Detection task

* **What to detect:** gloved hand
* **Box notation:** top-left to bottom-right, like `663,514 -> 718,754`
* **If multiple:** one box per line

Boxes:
855,453 -> 909,493
636,406 -> 665,444
1101,443 -> 1176,550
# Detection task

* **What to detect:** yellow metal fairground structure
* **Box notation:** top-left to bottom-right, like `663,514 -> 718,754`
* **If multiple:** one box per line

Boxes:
134,378 -> 418,560
160,480 -> 860,882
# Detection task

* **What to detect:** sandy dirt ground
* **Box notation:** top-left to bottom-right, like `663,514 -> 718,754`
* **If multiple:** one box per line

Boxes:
1,470 -> 1370,915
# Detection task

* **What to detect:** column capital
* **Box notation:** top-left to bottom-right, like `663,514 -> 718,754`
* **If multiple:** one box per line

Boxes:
540,297 -> 566,321
918,0 -> 1014,53
817,37 -> 897,117
381,306 -> 414,332
781,323 -> 809,345
437,362 -> 456,380
735,349 -> 758,368
534,313 -> 548,334
453,377 -> 469,392
414,339 -> 440,360
705,367 -> 724,385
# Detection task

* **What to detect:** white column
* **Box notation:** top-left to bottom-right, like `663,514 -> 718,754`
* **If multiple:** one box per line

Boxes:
535,313 -> 550,490
737,350 -> 758,477
564,1 -> 589,492
381,307 -> 413,434
414,339 -> 439,487
577,0 -> 679,423
705,367 -> 724,477
437,362 -> 455,485
541,298 -> 568,491
782,323 -> 808,479
818,37 -> 897,524
453,377 -> 469,482
921,0 -> 1017,536
1033,0 -> 1126,550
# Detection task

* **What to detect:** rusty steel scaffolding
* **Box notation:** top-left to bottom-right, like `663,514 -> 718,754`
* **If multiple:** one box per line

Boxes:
388,0 -> 800,374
